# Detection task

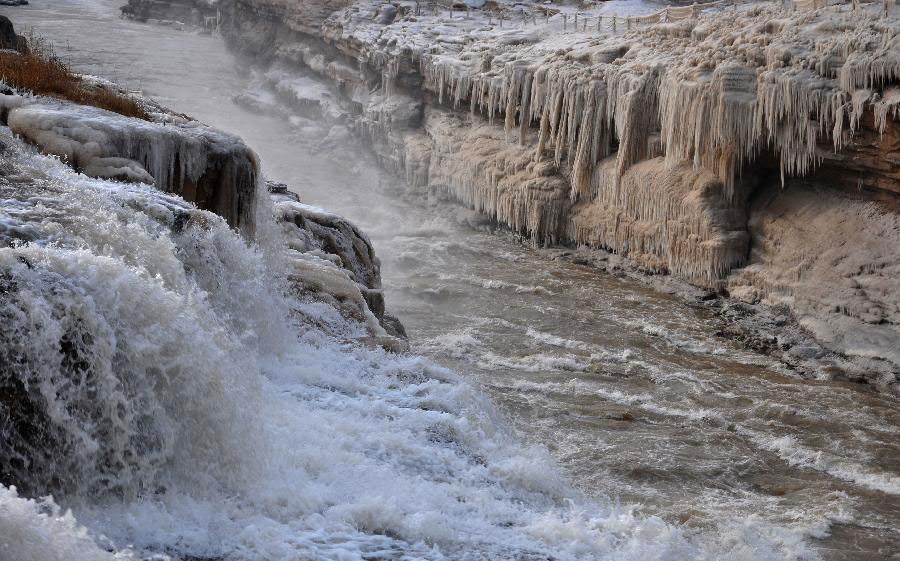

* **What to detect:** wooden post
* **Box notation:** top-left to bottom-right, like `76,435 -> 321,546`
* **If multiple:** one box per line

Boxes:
627,15 -> 631,29
612,15 -> 616,31
597,15 -> 602,31
563,14 -> 567,32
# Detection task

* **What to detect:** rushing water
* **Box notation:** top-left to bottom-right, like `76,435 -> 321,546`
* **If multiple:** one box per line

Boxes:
4,1 -> 900,560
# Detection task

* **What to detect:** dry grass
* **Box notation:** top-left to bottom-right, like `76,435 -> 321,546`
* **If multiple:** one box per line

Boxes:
0,35 -> 149,120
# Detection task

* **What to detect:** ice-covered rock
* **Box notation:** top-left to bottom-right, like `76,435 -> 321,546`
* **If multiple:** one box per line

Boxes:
269,181 -> 408,345
0,94 -> 259,237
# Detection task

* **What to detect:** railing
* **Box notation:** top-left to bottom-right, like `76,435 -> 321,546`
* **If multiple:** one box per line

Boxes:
407,0 -> 895,33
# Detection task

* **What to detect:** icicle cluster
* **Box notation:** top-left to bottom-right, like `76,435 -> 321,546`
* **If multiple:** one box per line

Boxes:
325,0 -> 899,284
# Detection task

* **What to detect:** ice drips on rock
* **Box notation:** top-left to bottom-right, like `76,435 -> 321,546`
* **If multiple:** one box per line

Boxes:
0,92 -> 259,237
201,0 -> 900,389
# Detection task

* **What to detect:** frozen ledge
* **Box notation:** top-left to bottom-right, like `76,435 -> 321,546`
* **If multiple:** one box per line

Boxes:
0,93 -> 259,237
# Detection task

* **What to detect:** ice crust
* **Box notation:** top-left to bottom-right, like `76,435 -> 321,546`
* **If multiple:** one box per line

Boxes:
0,93 -> 259,236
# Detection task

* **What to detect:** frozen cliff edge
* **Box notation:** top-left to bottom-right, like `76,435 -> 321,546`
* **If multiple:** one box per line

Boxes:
125,0 -> 900,391
0,91 -> 259,238
0,74 -> 403,340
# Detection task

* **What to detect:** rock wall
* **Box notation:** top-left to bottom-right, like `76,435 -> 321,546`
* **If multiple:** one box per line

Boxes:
124,0 -> 900,390
120,0 -> 219,29
270,181 -> 408,346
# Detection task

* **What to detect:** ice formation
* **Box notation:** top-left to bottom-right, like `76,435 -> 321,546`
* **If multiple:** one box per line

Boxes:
209,0 -> 899,286
191,0 -> 900,381
0,93 -> 259,236
271,182 -> 407,344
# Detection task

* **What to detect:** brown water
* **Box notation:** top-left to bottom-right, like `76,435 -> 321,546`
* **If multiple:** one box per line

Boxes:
8,1 -> 900,558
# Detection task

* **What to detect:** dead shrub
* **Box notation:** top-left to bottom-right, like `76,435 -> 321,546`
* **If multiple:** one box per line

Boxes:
0,34 -> 149,120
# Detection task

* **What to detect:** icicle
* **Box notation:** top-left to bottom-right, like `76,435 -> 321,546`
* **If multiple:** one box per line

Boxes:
571,86 -> 596,201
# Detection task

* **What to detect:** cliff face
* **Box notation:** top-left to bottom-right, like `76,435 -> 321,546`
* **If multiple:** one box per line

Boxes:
123,0 -> 900,390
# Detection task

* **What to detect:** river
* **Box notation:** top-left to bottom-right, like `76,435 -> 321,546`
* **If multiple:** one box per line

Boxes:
6,1 -> 900,559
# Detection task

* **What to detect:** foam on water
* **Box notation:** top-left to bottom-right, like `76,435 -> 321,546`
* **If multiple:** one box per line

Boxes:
741,431 -> 900,497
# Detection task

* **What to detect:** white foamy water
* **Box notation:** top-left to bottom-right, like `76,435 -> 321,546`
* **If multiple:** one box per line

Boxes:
5,1 -> 900,560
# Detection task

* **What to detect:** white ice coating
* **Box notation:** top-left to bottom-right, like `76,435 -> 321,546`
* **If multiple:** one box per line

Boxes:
402,5 -> 900,198
273,192 -> 391,338
0,95 -> 823,560
0,93 -> 259,235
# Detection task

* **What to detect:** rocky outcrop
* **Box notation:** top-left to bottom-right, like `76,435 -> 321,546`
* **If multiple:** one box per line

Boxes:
269,181 -> 407,346
0,93 -> 259,237
121,0 -> 218,29
0,14 -> 27,52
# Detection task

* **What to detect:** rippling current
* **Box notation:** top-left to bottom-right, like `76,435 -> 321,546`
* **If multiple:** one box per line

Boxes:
4,1 -> 900,559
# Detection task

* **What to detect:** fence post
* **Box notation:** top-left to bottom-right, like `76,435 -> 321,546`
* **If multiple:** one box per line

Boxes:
612,15 -> 616,31
563,14 -> 567,32
627,15 -> 631,29
597,15 -> 602,31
